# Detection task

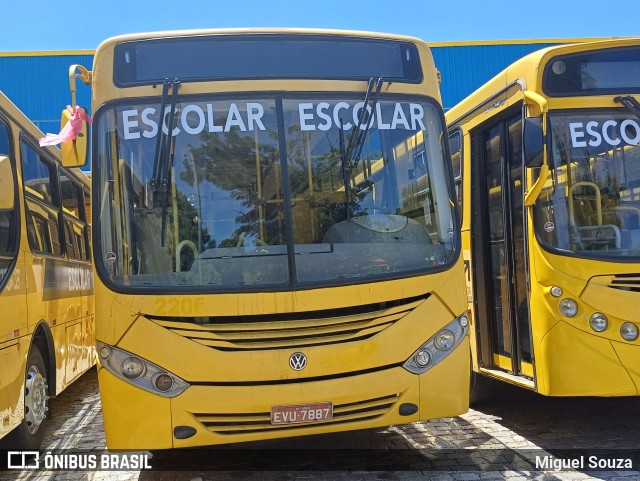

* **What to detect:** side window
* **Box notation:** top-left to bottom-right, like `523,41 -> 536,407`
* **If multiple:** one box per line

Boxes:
21,141 -> 56,204
60,172 -> 90,261
449,130 -> 462,217
21,141 -> 62,256
0,120 -> 18,274
83,189 -> 92,260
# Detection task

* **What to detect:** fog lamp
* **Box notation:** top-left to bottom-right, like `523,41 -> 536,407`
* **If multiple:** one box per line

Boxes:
99,346 -> 111,360
434,329 -> 455,350
154,373 -> 174,392
121,357 -> 145,379
550,286 -> 563,298
620,322 -> 639,341
459,315 -> 469,328
589,313 -> 608,332
559,298 -> 578,318
414,350 -> 431,367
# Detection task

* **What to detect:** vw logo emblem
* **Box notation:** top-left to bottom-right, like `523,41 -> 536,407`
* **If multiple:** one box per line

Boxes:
289,352 -> 307,371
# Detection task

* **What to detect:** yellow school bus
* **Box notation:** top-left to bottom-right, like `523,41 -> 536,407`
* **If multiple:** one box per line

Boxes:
0,90 -> 94,449
61,28 -> 469,449
446,38 -> 640,398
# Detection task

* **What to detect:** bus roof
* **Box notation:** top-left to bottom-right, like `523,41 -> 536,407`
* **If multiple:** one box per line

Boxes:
445,37 -> 640,126
94,27 -> 428,52
0,89 -> 64,160
90,28 -> 443,106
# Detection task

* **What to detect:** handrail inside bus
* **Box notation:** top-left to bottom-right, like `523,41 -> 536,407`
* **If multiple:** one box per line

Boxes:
568,181 -> 602,226
176,240 -> 198,272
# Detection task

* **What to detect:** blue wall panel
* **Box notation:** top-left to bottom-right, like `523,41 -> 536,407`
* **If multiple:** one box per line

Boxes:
431,43 -> 561,110
0,43 -> 573,134
0,54 -> 93,135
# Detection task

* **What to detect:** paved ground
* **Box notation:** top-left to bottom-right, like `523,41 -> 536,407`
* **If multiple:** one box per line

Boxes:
2,368 -> 639,481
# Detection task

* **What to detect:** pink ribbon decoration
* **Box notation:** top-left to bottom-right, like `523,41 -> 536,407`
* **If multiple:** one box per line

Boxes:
39,106 -> 92,147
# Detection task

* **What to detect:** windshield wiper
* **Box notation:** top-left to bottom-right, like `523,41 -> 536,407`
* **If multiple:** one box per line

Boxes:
615,95 -> 640,120
338,119 -> 350,218
345,77 -> 383,172
150,78 -> 181,247
339,77 -> 384,218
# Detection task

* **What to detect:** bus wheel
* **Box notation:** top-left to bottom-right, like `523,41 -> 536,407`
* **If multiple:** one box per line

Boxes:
14,347 -> 50,449
469,371 -> 493,407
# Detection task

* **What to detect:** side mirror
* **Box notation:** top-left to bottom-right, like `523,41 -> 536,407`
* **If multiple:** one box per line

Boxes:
523,117 -> 544,168
60,108 -> 88,168
0,156 -> 15,209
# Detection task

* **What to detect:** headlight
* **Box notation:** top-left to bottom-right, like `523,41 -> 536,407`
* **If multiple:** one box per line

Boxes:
403,313 -> 469,374
98,341 -> 189,398
121,357 -> 145,379
559,298 -> 578,317
434,329 -> 455,350
620,322 -> 639,341
589,313 -> 608,332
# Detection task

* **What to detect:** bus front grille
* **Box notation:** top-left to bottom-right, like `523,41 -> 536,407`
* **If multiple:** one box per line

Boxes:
150,295 -> 426,351
191,393 -> 399,435
608,274 -> 640,292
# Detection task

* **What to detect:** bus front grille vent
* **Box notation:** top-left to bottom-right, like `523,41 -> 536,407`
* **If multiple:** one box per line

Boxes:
608,274 -> 640,292
149,295 -> 427,351
191,393 -> 399,435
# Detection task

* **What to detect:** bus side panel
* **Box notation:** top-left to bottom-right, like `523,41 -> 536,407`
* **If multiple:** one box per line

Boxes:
25,252 -> 95,395
538,321 -> 637,396
0,252 -> 28,438
0,340 -> 28,439
98,366 -> 173,450
419,336 -> 469,420
25,252 -> 58,393
612,342 -> 640,394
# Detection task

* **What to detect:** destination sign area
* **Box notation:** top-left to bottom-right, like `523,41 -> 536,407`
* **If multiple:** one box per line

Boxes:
114,34 -> 422,86
544,45 -> 640,95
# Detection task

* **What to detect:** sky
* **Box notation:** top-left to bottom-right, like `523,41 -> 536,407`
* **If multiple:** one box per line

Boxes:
3,0 -> 639,52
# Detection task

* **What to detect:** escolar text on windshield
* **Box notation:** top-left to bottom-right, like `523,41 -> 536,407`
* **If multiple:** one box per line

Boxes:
121,101 -> 427,140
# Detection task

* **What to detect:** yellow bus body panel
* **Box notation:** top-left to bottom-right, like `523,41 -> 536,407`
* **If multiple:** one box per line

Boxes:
99,329 -> 468,450
97,266 -> 468,449
447,37 -> 640,397
0,89 -> 95,442
89,28 -> 468,449
538,322 -> 637,396
530,243 -> 639,396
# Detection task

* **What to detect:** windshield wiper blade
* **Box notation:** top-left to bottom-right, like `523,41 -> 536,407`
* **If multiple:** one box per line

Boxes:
614,95 -> 640,120
151,79 -> 171,190
338,77 -> 384,219
345,77 -> 383,171
149,78 -> 181,247
338,119 -> 350,218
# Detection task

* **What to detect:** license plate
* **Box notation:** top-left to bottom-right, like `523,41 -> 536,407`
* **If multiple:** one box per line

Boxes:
271,402 -> 333,425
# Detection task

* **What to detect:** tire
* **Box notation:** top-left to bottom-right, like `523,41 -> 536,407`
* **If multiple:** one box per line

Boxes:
469,370 -> 493,407
12,346 -> 50,449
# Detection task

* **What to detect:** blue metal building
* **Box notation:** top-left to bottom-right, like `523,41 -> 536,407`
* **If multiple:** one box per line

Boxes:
0,38 -> 604,138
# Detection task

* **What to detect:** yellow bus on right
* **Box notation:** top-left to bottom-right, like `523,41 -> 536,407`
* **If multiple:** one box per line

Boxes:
446,38 -> 640,398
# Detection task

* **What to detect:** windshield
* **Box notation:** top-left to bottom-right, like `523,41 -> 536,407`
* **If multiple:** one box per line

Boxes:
534,110 -> 640,259
94,95 -> 457,290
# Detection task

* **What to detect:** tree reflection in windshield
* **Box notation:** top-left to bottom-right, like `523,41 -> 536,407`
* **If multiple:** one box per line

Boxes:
535,112 -> 640,258
95,96 -> 457,289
